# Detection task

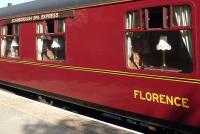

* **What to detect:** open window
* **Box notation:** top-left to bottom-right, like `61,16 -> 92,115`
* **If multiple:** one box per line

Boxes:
126,5 -> 192,73
1,23 -> 20,58
143,6 -> 170,29
36,19 -> 66,62
46,20 -> 54,33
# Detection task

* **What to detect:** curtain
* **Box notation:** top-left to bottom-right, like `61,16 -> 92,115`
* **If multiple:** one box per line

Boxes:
1,39 -> 6,57
63,21 -> 66,32
126,12 -> 132,29
173,5 -> 192,58
59,20 -> 65,32
37,37 -> 43,60
126,33 -> 134,67
126,12 -> 139,29
37,22 -> 43,33
36,22 -> 44,60
2,26 -> 6,35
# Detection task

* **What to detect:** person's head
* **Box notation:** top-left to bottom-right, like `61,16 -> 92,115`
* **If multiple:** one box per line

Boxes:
132,51 -> 140,62
44,36 -> 52,45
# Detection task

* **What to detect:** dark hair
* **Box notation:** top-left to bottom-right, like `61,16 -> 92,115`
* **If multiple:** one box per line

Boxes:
132,34 -> 144,53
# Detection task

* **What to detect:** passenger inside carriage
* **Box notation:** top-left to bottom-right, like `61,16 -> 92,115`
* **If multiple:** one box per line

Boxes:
41,36 -> 56,61
3,37 -> 19,58
126,5 -> 193,73
40,36 -> 65,61
126,31 -> 193,73
129,51 -> 144,69
128,34 -> 145,69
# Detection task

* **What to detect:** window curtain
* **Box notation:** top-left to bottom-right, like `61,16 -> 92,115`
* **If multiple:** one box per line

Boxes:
126,33 -> 134,67
126,12 -> 139,29
37,22 -> 43,33
173,5 -> 192,58
1,39 -> 6,57
63,21 -> 66,32
37,23 -> 44,60
2,26 -> 6,35
126,12 -> 132,29
37,37 -> 43,60
57,20 -> 65,32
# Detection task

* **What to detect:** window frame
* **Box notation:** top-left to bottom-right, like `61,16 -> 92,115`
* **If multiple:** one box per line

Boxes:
125,3 -> 194,74
36,18 -> 66,63
0,23 -> 20,58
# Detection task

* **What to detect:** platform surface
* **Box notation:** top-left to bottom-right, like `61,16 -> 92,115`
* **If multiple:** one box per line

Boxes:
0,89 -> 142,134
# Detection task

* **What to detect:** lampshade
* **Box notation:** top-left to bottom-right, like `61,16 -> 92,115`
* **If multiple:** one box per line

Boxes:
11,39 -> 19,47
51,38 -> 60,48
156,36 -> 171,51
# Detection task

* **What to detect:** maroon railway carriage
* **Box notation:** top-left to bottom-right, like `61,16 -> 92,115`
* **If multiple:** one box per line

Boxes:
0,0 -> 199,133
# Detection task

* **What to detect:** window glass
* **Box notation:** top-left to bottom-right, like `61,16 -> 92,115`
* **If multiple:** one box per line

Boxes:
126,11 -> 140,29
36,22 -> 43,33
37,36 -> 65,61
1,24 -> 20,58
173,5 -> 191,26
163,7 -> 170,28
58,20 -> 65,32
126,31 -> 192,73
1,26 -> 6,35
126,5 -> 192,73
36,19 -> 65,62
14,24 -> 19,34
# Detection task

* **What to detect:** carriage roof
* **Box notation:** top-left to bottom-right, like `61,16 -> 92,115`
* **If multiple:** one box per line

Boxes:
0,0 -> 125,19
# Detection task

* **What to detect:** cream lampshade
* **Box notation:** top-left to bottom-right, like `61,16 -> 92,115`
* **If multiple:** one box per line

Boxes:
156,36 -> 171,68
11,38 -> 19,47
51,38 -> 60,48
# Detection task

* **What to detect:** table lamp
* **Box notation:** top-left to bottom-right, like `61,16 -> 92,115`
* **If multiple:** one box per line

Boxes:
156,35 -> 171,68
51,38 -> 60,48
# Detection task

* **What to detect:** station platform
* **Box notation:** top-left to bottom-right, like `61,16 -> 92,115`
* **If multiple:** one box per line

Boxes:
0,89 -> 142,134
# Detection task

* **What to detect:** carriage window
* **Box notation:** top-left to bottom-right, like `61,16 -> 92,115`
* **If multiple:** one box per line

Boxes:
36,19 -> 65,61
1,24 -> 20,58
126,5 -> 193,73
